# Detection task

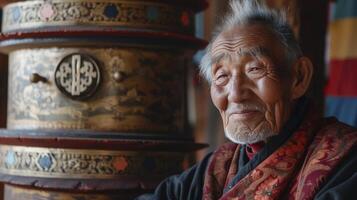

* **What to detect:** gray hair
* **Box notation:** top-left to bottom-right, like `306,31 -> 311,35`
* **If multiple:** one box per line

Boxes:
199,0 -> 302,82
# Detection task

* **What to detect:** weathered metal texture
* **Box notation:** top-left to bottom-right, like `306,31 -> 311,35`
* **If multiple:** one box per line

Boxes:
0,144 -> 183,179
0,130 -> 207,193
0,0 -> 207,199
7,47 -> 186,133
2,0 -> 195,34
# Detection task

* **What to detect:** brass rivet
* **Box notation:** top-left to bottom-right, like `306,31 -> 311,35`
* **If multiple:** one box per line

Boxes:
113,71 -> 123,82
30,73 -> 47,83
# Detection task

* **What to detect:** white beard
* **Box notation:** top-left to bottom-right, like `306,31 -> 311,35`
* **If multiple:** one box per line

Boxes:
224,121 -> 278,144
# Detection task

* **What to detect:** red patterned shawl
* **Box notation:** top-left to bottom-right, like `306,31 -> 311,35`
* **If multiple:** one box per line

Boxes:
202,118 -> 356,200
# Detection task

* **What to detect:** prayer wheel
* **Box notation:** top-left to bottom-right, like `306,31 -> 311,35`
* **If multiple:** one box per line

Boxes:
0,0 -> 207,199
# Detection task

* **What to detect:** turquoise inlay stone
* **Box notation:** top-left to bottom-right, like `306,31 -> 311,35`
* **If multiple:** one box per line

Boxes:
147,6 -> 159,21
143,157 -> 156,171
104,4 -> 119,19
38,154 -> 53,170
5,150 -> 16,166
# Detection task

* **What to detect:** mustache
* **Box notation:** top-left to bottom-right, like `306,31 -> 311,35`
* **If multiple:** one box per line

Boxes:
227,103 -> 265,114
225,103 -> 265,125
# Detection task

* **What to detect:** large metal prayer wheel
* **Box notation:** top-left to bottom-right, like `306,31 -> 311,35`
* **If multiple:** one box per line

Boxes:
0,0 -> 207,199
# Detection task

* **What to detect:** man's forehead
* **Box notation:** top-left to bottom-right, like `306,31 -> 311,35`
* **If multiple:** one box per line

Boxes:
211,45 -> 270,63
210,25 -> 283,64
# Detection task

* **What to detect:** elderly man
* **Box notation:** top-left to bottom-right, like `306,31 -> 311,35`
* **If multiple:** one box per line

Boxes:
137,0 -> 357,199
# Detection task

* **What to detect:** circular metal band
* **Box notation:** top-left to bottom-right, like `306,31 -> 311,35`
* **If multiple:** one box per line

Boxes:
2,0 -> 195,34
0,144 -> 184,179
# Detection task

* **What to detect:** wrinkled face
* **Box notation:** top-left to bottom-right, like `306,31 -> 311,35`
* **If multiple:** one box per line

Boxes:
210,24 -> 294,144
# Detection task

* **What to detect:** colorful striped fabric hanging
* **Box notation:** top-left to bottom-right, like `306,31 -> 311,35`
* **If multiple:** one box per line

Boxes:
325,0 -> 357,126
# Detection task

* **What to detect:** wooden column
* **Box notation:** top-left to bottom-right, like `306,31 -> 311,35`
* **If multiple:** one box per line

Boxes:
299,0 -> 328,116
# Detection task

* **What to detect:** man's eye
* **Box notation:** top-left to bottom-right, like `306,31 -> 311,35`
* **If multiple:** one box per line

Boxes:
248,66 -> 262,73
246,64 -> 267,79
214,74 -> 228,85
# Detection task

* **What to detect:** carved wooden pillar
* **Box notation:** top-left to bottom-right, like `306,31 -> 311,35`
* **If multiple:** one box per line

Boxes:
0,0 -> 207,199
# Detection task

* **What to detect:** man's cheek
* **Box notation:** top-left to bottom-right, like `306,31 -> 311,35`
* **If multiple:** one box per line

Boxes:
264,103 -> 276,130
264,100 -> 286,133
256,78 -> 283,103
210,86 -> 227,110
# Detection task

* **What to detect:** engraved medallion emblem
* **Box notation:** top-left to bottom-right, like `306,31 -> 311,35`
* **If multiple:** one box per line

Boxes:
55,54 -> 101,100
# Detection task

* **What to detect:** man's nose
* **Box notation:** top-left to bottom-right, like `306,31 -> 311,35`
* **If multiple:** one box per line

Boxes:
227,74 -> 248,102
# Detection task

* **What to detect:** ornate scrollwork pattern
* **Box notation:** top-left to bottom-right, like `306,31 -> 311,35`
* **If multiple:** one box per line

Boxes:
7,48 -> 186,132
2,0 -> 194,34
0,145 -> 183,178
55,53 -> 101,100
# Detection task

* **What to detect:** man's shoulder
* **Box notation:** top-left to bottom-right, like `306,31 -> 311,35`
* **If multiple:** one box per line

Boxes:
315,117 -> 357,141
298,117 -> 356,175
306,117 -> 356,157
310,119 -> 357,199
299,117 -> 356,171
288,117 -> 356,198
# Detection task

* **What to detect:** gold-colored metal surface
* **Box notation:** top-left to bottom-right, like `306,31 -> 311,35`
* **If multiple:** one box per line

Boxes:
0,144 -> 183,179
0,0 -> 203,197
2,0 -> 194,34
7,47 -> 187,133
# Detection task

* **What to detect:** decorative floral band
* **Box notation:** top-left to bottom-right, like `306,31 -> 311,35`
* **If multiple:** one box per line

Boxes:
2,0 -> 195,34
0,145 -> 184,179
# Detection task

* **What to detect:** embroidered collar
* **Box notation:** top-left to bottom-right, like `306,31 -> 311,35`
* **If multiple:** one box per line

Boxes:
224,96 -> 308,193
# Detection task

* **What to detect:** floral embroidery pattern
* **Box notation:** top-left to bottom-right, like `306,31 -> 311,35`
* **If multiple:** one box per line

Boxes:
203,118 -> 356,200
203,143 -> 239,200
254,176 -> 280,200
289,121 -> 357,200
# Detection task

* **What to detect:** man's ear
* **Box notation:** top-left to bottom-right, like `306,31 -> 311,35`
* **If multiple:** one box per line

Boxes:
291,56 -> 314,99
